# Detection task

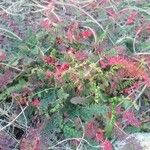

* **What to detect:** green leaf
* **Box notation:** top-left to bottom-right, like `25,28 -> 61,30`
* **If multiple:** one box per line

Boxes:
39,89 -> 56,110
80,104 -> 108,121
123,100 -> 133,109
125,126 -> 141,134
63,123 -> 82,138
0,79 -> 27,102
105,120 -> 114,138
50,102 -> 63,113
57,88 -> 69,100
26,35 -> 38,48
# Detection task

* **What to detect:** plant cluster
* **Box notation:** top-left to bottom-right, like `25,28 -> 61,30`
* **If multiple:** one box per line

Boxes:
0,0 -> 150,150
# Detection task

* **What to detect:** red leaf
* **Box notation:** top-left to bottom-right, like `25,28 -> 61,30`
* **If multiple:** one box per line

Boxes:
0,50 -> 6,62
122,111 -> 141,127
20,128 -> 41,150
40,18 -> 52,29
42,55 -> 56,65
75,51 -> 88,61
99,60 -> 108,69
54,63 -> 70,80
85,120 -> 98,139
60,63 -> 70,71
107,8 -> 118,20
66,23 -> 79,43
101,140 -> 113,150
126,11 -> 138,25
67,29 -> 75,43
81,29 -> 92,39
96,130 -> 104,142
45,70 -> 53,79
31,98 -> 41,107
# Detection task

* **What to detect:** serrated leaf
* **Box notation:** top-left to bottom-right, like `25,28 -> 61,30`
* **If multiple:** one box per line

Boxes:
57,88 -> 69,100
123,100 -> 133,109
80,104 -> 108,121
105,120 -> 114,138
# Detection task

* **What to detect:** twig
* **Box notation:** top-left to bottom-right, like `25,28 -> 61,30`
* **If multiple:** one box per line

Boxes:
0,106 -> 27,132
76,117 -> 85,150
0,27 -> 22,41
125,84 -> 147,111
0,62 -> 22,71
48,137 -> 100,149
19,104 -> 28,131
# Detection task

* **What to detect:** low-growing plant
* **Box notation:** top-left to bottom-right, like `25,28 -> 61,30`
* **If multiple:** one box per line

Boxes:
0,0 -> 150,150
